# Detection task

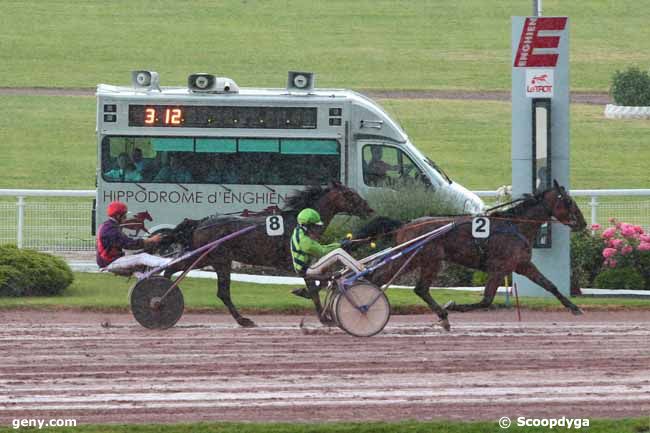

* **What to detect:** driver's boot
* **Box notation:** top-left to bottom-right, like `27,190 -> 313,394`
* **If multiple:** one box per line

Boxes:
291,287 -> 311,299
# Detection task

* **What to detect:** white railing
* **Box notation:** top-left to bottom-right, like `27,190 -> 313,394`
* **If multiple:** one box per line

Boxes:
0,189 -> 95,250
1,188 -> 649,251
476,189 -> 650,232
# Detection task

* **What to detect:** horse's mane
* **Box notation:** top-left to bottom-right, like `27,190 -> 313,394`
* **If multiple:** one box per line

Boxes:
283,184 -> 330,212
489,190 -> 546,218
353,216 -> 404,240
184,185 -> 330,231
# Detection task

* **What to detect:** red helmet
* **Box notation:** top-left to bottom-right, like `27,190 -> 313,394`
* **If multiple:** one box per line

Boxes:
107,201 -> 128,218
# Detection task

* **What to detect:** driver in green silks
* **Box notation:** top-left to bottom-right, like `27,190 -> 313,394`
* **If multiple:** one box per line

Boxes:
290,208 -> 364,299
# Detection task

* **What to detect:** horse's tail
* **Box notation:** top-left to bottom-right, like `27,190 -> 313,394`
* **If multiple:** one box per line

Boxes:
353,216 -> 404,243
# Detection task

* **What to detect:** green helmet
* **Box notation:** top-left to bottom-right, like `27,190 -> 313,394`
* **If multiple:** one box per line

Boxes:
297,208 -> 323,226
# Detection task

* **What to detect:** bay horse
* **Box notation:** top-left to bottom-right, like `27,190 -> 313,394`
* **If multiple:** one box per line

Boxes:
160,181 -> 373,327
358,181 -> 587,330
121,211 -> 153,236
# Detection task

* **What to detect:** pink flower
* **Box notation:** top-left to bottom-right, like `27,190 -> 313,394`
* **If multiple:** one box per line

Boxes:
610,239 -> 624,249
620,224 -> 636,238
602,248 -> 617,258
634,225 -> 644,234
590,223 -> 601,231
640,234 -> 650,243
602,227 -> 617,239
621,245 -> 633,255
638,242 -> 650,252
608,259 -> 618,268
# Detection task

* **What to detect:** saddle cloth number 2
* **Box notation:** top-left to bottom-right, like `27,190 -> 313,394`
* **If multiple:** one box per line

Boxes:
472,217 -> 490,239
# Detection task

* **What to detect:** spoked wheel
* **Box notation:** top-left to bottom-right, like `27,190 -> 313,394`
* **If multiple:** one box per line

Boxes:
333,282 -> 390,337
130,276 -> 184,329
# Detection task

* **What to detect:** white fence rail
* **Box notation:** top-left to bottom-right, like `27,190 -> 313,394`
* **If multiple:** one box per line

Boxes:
0,190 -> 95,250
1,188 -> 649,251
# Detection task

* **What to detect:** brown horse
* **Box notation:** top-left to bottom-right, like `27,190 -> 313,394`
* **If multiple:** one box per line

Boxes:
360,181 -> 587,330
161,182 -> 373,327
121,211 -> 153,236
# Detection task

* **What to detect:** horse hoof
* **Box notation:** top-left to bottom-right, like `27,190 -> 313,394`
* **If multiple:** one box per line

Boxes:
237,317 -> 257,328
319,317 -> 337,327
442,300 -> 455,311
438,318 -> 451,331
571,307 -> 584,316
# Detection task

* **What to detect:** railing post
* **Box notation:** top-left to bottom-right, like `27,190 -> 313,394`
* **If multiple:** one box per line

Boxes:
16,196 -> 25,248
590,195 -> 598,232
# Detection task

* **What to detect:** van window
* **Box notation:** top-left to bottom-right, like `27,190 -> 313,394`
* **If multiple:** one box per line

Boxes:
101,136 -> 340,185
362,145 -> 427,187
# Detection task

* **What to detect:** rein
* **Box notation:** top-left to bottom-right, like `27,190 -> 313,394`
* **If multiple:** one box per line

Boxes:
349,211 -> 564,246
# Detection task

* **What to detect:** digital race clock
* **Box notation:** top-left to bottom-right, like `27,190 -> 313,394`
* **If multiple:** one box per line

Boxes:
128,105 -> 317,129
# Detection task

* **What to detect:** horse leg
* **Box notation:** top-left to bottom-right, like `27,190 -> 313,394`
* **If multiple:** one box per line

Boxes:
304,279 -> 336,327
446,272 -> 506,312
516,262 -> 583,315
413,262 -> 452,331
214,263 -> 256,327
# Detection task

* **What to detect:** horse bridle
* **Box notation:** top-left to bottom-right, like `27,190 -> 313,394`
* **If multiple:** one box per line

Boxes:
544,190 -> 580,228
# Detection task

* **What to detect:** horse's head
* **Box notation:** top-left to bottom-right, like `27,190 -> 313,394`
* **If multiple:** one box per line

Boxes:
323,181 -> 374,219
542,180 -> 586,231
135,211 -> 153,222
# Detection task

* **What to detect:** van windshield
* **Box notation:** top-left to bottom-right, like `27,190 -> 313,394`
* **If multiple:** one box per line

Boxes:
407,143 -> 453,184
424,157 -> 452,184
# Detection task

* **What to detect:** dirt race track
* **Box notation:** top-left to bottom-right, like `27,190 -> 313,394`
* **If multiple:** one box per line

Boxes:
0,309 -> 649,425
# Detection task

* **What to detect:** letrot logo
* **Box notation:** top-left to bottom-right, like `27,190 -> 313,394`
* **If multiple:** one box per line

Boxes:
531,73 -> 550,85
514,17 -> 567,67
525,69 -> 554,98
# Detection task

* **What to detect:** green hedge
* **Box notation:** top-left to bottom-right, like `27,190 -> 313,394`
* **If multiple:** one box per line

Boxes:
571,230 -> 605,290
594,267 -> 645,291
610,67 -> 650,106
0,245 -> 74,297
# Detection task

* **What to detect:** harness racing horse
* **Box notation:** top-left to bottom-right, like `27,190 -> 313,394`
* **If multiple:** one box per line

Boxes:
160,182 -> 373,327
359,181 -> 587,330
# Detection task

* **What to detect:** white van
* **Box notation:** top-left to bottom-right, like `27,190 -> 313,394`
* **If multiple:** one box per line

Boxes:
95,71 -> 483,233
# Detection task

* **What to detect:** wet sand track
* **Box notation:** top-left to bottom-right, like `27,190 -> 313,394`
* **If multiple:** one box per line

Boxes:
0,310 -> 649,424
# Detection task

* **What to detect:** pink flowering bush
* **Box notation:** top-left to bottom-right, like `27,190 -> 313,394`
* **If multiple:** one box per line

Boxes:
591,219 -> 650,290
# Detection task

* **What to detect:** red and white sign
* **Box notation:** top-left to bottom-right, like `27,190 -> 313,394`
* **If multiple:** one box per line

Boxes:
526,69 -> 554,98
514,17 -> 567,67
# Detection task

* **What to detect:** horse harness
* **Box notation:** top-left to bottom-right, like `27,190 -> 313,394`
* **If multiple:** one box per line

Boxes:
455,219 -> 529,270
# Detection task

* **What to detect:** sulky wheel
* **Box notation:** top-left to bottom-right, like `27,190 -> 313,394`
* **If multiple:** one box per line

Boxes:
334,282 -> 390,337
129,276 -> 184,329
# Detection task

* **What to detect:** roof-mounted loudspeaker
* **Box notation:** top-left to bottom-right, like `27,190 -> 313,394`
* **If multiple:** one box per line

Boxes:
131,70 -> 160,91
188,73 -> 216,92
188,73 -> 239,93
287,71 -> 315,92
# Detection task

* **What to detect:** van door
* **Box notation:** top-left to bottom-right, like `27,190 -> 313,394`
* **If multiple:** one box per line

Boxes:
357,141 -> 433,195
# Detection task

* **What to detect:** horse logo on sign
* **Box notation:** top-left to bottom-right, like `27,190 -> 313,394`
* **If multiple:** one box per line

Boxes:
526,69 -> 554,98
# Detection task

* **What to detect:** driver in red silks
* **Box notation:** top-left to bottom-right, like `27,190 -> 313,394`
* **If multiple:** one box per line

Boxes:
96,201 -> 167,274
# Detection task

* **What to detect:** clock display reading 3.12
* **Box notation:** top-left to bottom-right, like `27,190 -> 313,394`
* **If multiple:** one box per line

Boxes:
128,105 -> 317,129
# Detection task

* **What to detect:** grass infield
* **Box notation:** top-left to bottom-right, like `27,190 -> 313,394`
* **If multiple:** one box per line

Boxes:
2,1 -> 649,91
0,272 -> 648,312
0,418 -> 649,433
